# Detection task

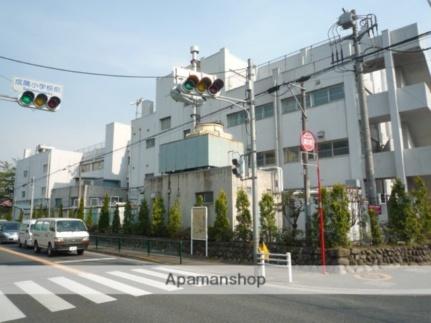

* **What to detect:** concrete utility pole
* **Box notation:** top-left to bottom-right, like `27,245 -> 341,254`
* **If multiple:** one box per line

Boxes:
351,10 -> 378,205
246,59 -> 259,263
29,177 -> 35,220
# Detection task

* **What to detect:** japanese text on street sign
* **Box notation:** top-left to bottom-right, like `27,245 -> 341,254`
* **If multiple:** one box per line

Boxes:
300,131 -> 316,152
191,207 -> 207,241
12,77 -> 63,97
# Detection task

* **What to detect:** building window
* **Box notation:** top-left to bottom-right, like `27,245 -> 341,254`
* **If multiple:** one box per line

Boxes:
90,198 -> 100,207
255,103 -> 273,121
23,170 -> 28,178
227,110 -> 247,127
41,186 -> 46,196
93,160 -> 104,171
160,117 -> 171,130
55,198 -> 62,207
195,192 -> 214,204
80,163 -> 91,173
21,191 -> 26,198
281,97 -> 299,114
71,197 -> 78,207
284,146 -> 300,163
43,164 -> 48,173
307,83 -> 344,108
183,129 -> 191,138
145,173 -> 154,179
257,150 -> 276,167
317,138 -> 350,159
146,138 -> 155,148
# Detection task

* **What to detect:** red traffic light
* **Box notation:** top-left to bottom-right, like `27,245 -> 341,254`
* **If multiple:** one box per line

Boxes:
208,79 -> 224,95
47,96 -> 61,110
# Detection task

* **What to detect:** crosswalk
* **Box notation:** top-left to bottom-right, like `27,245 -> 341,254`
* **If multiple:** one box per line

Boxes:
0,266 -> 208,323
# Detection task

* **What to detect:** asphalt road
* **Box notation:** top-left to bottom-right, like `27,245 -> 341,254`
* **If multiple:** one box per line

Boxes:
0,244 -> 430,323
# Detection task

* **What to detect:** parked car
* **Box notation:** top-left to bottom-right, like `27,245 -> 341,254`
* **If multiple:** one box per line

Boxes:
32,218 -> 89,256
0,221 -> 20,244
18,219 -> 37,248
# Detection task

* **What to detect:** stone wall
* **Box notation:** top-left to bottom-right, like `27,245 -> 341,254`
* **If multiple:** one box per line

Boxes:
185,240 -> 431,266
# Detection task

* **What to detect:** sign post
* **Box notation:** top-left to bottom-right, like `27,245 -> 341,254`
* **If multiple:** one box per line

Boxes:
191,206 -> 208,257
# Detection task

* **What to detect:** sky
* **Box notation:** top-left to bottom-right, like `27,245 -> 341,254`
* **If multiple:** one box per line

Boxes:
0,0 -> 430,162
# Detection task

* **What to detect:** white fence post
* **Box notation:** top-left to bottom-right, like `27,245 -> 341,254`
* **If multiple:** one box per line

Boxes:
287,252 -> 292,283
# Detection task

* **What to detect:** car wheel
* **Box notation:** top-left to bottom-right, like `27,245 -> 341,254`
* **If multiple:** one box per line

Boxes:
33,241 -> 40,254
47,243 -> 55,257
77,249 -> 84,255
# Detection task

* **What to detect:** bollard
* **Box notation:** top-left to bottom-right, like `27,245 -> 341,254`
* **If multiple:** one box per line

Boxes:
287,252 -> 292,283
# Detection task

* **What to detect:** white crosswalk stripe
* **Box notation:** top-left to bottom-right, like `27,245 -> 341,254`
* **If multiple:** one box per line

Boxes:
79,273 -> 150,296
0,290 -> 26,323
108,271 -> 181,291
132,268 -> 170,279
49,276 -> 116,304
15,280 -> 75,312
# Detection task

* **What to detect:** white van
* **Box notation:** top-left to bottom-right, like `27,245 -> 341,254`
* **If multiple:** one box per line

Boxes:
18,219 -> 37,248
32,218 -> 90,256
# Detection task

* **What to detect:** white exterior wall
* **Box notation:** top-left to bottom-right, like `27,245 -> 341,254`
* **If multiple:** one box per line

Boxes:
126,23 -> 431,201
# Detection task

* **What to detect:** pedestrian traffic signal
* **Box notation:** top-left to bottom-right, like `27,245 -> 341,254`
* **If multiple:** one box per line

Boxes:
17,90 -> 61,111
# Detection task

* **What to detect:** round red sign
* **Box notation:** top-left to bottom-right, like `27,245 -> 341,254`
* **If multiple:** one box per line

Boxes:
300,131 -> 316,152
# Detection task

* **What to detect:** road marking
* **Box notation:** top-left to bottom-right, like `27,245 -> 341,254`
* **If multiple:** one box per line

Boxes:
133,268 -> 170,279
49,276 -> 116,304
15,280 -> 75,312
0,290 -> 26,322
108,271 -> 181,291
79,273 -> 150,296
55,257 -> 117,264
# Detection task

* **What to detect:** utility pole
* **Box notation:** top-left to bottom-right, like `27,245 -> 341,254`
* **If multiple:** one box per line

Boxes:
247,58 -> 259,263
300,84 -> 311,242
190,45 -> 200,129
29,176 -> 35,220
351,9 -> 378,205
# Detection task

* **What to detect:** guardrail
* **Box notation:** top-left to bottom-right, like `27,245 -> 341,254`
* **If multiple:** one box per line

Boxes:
90,234 -> 183,264
257,252 -> 292,283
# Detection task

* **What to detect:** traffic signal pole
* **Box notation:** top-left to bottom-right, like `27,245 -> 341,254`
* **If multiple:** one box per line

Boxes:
246,59 -> 260,264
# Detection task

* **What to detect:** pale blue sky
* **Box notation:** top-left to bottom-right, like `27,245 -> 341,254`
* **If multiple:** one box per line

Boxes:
0,0 -> 430,162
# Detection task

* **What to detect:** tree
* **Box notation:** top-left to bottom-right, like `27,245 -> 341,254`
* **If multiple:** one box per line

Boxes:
123,201 -> 134,234
311,188 -> 330,247
282,191 -> 304,243
85,207 -> 93,230
151,196 -> 166,237
388,179 -> 420,244
167,199 -> 182,238
327,184 -> 351,248
98,193 -> 110,233
18,209 -> 24,222
5,212 -> 12,221
137,199 -> 150,236
260,192 -> 277,242
411,177 -> 431,241
195,195 -> 204,207
111,205 -> 121,234
77,198 -> 84,220
369,209 -> 383,245
0,161 -> 15,200
212,190 -> 232,241
234,189 -> 252,241
58,203 -> 63,218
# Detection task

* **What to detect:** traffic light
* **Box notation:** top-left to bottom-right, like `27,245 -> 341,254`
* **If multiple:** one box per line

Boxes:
18,90 -> 61,111
232,158 -> 241,178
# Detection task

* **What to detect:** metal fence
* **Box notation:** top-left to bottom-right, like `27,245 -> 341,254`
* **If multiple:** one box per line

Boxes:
257,252 -> 292,283
90,234 -> 184,264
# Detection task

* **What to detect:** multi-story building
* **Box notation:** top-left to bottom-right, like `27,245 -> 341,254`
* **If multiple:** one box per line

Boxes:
14,122 -> 131,219
129,23 -> 431,207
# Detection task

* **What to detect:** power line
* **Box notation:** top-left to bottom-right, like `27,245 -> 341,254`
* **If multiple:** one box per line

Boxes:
14,30 -> 431,193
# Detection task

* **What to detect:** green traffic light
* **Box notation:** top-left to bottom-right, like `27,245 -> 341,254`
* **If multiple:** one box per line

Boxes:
183,81 -> 194,91
19,91 -> 35,106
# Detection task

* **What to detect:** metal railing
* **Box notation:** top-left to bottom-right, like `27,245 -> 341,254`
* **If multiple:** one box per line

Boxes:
90,234 -> 183,264
257,252 -> 292,283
